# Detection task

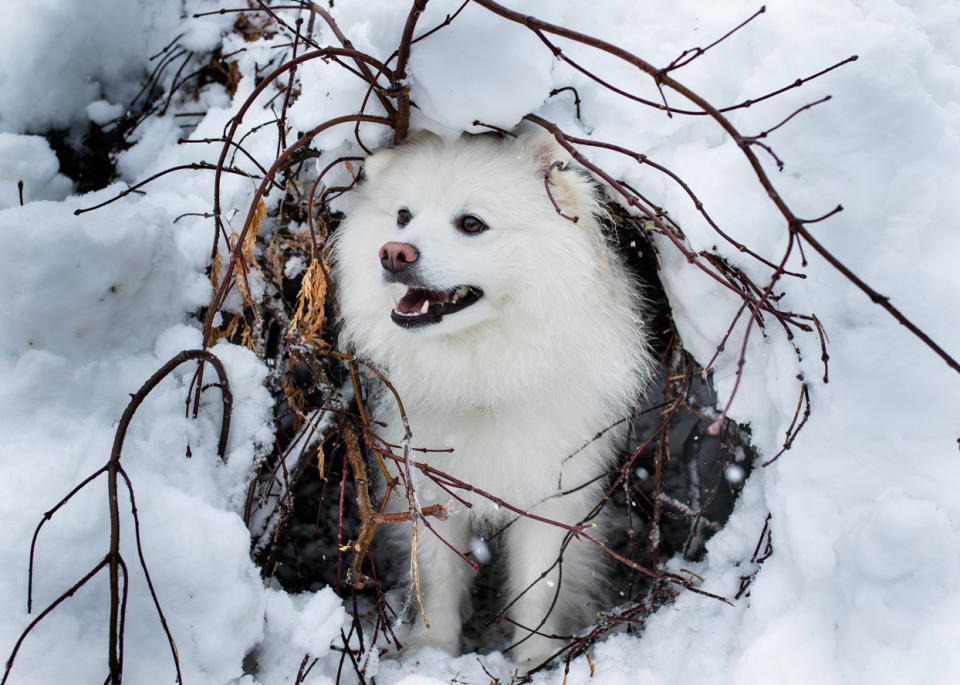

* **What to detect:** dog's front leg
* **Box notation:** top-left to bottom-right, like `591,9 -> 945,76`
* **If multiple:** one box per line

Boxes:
504,494 -> 600,667
398,512 -> 474,657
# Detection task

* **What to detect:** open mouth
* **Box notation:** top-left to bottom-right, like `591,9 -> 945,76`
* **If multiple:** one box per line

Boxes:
391,285 -> 483,328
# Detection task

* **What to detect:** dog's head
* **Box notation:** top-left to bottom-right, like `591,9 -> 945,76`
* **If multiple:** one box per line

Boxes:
332,128 -> 608,348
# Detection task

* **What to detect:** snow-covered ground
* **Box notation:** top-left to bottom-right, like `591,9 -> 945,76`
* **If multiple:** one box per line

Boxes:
1,1 -> 958,683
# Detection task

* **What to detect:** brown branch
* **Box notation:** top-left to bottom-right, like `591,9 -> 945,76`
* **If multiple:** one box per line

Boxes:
410,0 -> 470,46
762,383 -> 811,466
544,161 -> 578,223
342,421 -> 449,589
810,313 -> 830,382
393,0 -> 430,143
2,558 -> 111,685
271,9 -> 303,155
73,162 -> 255,215
548,86 -> 582,120
735,514 -> 773,599
310,4 -> 398,121
27,466 -> 108,612
797,223 -> 959,372
118,468 -> 182,682
746,95 -> 832,142
665,6 -> 766,72
106,349 -> 231,681
470,119 -> 517,137
723,55 -> 858,114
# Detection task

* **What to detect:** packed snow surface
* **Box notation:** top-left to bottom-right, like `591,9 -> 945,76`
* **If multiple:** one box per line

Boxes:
1,0 -> 958,684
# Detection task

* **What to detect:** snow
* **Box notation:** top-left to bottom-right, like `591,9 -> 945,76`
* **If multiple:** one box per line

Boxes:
86,100 -> 126,126
1,0 -> 959,684
0,0 -> 230,134
407,3 -> 554,133
0,134 -> 72,208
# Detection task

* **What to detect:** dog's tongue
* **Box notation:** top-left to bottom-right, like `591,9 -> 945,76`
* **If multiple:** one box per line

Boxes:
396,288 -> 450,314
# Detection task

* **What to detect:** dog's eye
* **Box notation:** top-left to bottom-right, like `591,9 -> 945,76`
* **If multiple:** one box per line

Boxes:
397,208 -> 412,227
456,214 -> 488,235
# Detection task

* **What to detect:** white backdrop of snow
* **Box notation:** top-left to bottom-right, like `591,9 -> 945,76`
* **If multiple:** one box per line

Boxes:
0,0 -> 958,684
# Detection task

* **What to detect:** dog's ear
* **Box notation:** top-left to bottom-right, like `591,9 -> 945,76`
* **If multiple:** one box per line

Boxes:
518,126 -> 597,221
361,148 -> 397,183
519,125 -> 573,174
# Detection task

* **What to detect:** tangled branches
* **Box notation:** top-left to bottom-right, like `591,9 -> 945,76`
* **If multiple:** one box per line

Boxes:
13,1 -> 959,682
3,350 -> 232,685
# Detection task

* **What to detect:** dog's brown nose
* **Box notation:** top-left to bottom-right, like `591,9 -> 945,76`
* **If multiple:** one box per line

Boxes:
379,241 -> 419,274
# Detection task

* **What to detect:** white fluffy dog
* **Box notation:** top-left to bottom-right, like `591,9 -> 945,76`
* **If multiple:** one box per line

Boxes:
332,129 -> 653,666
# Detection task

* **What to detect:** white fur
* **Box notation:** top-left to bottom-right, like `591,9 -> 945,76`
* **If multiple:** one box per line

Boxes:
331,130 -> 653,666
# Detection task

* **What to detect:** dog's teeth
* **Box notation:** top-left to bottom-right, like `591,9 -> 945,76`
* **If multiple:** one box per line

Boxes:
420,300 -> 430,314
450,286 -> 471,305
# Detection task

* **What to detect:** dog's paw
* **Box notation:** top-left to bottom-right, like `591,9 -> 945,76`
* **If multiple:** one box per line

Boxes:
509,634 -> 562,671
393,629 -> 459,661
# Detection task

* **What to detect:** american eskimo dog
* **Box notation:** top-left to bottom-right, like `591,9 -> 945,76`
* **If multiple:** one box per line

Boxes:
332,128 -> 653,666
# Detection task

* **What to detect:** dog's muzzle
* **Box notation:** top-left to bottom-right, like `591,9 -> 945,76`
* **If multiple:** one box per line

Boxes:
378,241 -> 483,328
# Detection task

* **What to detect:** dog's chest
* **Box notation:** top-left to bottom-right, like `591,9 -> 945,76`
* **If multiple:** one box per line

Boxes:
377,401 -> 610,517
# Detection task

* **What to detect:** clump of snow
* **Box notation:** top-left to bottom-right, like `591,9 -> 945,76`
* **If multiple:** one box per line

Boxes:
470,536 -> 492,564
0,133 -> 72,208
724,464 -> 745,485
248,588 -> 347,681
85,100 -> 125,126
284,255 -> 307,279
407,3 -> 554,133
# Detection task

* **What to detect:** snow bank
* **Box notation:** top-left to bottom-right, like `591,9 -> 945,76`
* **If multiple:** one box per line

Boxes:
0,0 -> 230,134
0,3 -> 339,683
1,0 -> 958,684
